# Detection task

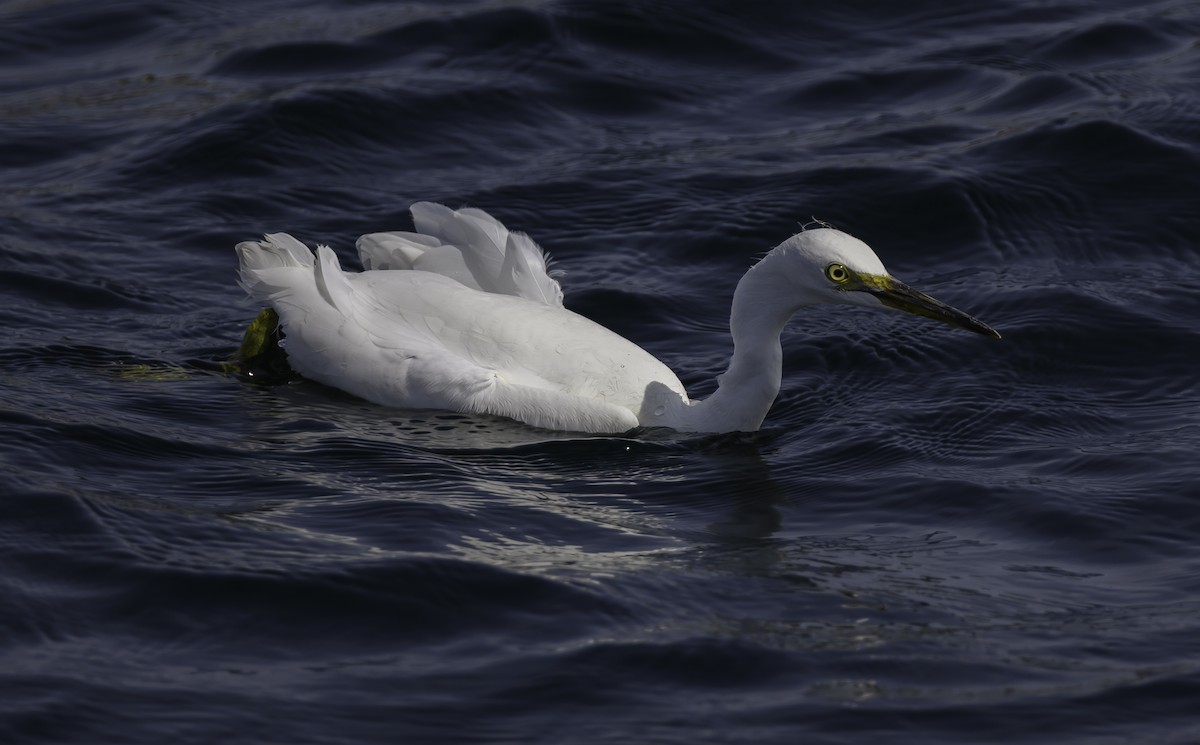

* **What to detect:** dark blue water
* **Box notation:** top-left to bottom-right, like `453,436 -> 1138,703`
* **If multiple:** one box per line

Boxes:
3,1 -> 1199,742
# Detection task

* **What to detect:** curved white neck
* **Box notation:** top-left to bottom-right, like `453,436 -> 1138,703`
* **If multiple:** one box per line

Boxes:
664,252 -> 802,433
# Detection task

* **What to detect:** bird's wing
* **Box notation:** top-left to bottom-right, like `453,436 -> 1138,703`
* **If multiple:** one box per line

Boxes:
466,378 -> 641,433
345,268 -> 641,432
408,201 -> 564,307
243,240 -> 632,431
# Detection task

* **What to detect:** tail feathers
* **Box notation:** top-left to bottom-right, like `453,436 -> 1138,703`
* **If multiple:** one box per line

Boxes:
408,201 -> 563,307
501,231 -> 564,306
410,202 -> 506,285
237,233 -> 314,271
356,231 -> 442,270
313,245 -> 357,314
236,233 -> 315,297
358,231 -> 483,290
237,234 -> 356,317
411,202 -> 500,253
455,206 -> 510,248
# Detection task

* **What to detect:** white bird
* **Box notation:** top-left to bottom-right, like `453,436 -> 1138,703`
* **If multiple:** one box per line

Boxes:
236,202 -> 999,434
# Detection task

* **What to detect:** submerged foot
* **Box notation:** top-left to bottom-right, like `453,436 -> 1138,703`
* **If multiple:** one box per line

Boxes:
225,308 -> 295,383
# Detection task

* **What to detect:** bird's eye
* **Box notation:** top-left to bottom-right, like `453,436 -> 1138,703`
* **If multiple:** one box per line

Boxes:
825,263 -> 849,283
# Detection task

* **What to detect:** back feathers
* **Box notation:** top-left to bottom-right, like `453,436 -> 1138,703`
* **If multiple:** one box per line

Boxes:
357,202 -> 564,307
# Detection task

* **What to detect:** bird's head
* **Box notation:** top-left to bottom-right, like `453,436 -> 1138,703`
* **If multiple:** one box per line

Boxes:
776,228 -> 1001,339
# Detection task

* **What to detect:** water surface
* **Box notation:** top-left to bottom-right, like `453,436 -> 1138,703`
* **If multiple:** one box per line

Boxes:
2,1 -> 1199,743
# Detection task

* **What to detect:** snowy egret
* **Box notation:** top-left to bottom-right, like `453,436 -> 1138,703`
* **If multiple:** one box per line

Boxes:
236,202 -> 999,434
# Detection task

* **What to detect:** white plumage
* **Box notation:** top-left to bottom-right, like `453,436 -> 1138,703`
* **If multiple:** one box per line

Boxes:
236,202 -> 998,434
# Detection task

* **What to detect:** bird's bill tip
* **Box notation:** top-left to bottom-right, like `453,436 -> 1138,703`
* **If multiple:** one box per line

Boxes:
868,277 -> 1001,339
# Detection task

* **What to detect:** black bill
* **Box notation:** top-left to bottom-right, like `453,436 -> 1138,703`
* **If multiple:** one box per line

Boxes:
867,277 -> 1001,339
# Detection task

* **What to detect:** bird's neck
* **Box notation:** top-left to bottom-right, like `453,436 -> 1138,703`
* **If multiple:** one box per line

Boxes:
671,253 -> 800,433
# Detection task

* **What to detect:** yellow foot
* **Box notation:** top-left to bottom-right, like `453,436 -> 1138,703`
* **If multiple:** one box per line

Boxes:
224,308 -> 295,382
